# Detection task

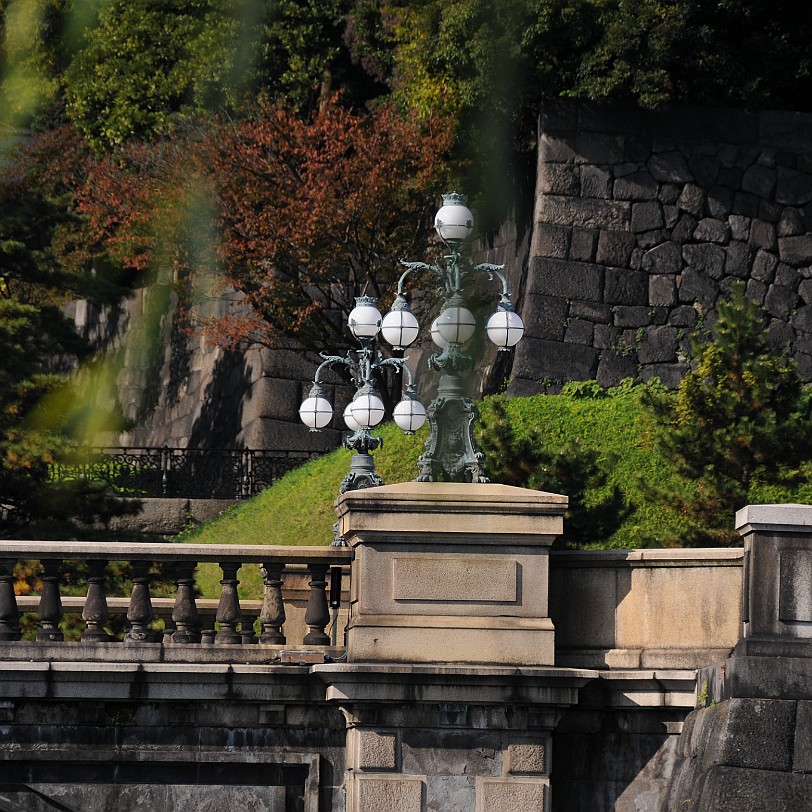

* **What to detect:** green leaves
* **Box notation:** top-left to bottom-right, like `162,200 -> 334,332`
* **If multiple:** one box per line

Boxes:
475,394 -> 630,546
63,0 -> 266,150
643,283 -> 812,545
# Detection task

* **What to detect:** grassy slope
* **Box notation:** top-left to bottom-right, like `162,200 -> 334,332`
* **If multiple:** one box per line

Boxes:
183,385 -> 702,597
482,387 -> 701,549
181,385 -> 812,598
184,423 -> 430,597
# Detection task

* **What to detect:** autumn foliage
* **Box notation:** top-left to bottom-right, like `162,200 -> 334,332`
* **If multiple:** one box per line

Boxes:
205,97 -> 452,351
73,96 -> 452,353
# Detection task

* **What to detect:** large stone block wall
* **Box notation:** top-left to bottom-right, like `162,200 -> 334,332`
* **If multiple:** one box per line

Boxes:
0,693 -> 347,811
70,287 -> 343,452
509,102 -> 812,395
662,698 -> 812,811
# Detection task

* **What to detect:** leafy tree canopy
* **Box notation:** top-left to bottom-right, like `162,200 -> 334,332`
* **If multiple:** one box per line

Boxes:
56,0 -> 382,150
72,95 -> 452,355
62,0 -> 265,150
0,131 -> 135,534
643,283 -> 812,545
354,0 -> 812,116
204,96 -> 452,353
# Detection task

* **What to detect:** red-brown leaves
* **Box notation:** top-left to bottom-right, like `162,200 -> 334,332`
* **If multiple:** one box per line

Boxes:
66,96 -> 452,352
205,95 -> 452,351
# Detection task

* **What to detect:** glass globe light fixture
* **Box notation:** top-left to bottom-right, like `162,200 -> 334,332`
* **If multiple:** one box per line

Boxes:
434,193 -> 474,245
343,401 -> 361,431
393,391 -> 427,434
348,295 -> 382,340
350,391 -> 386,428
381,296 -> 420,349
486,307 -> 525,350
430,316 -> 448,349
436,306 -> 476,345
299,386 -> 333,430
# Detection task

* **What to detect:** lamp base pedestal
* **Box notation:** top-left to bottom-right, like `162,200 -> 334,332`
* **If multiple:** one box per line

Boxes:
340,453 -> 384,494
417,374 -> 487,483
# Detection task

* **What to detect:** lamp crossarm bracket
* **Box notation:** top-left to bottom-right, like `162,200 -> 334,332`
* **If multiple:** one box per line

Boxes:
396,260 -> 445,294
313,353 -> 357,385
471,262 -> 510,298
373,355 -> 414,386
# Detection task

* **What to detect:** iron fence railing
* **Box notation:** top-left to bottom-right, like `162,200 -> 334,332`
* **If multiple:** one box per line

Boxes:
49,447 -> 321,500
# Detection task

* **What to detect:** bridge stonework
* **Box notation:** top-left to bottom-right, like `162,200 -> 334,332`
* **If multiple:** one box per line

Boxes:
6,484 -> 806,810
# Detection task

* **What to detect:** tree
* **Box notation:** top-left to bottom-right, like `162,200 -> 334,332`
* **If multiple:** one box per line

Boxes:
0,128 -> 135,535
0,0 -> 70,129
643,283 -> 812,545
475,394 -> 629,546
202,95 -> 452,354
62,0 -> 265,150
345,0 -> 812,227
59,0 -> 386,152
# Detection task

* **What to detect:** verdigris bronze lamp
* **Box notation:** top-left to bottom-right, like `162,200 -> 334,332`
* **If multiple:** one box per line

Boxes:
299,296 -> 426,495
380,192 -> 524,482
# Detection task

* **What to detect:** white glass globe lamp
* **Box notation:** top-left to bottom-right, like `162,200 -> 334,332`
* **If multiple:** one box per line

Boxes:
434,193 -> 474,245
348,296 -> 382,340
393,394 -> 427,434
343,401 -> 361,431
486,308 -> 525,350
350,391 -> 386,429
430,317 -> 447,349
299,388 -> 333,430
436,306 -> 476,345
381,297 -> 420,349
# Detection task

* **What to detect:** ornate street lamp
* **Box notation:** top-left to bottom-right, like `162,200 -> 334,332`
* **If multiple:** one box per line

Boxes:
380,192 -> 524,482
299,296 -> 426,495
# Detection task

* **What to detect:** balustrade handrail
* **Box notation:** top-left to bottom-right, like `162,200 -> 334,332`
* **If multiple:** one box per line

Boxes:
0,541 -> 352,656
0,541 -> 352,565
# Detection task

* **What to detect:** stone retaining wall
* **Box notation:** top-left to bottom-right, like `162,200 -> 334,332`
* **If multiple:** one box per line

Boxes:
69,288 -> 344,452
510,102 -> 812,395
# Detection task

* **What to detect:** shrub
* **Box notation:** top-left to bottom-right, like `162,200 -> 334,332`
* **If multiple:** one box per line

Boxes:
476,395 -> 629,547
642,283 -> 812,545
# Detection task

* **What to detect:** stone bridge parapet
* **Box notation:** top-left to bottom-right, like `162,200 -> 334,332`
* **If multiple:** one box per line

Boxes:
0,483 -> 755,811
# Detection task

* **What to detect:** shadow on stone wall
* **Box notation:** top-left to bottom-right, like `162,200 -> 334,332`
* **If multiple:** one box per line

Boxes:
188,347 -> 248,448
552,700 -> 685,812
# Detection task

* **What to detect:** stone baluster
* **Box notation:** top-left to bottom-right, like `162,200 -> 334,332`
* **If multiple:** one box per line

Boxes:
0,559 -> 20,641
259,563 -> 286,645
215,562 -> 241,644
36,559 -> 64,642
240,614 -> 257,644
162,617 -> 176,644
171,562 -> 200,643
303,563 -> 330,645
81,560 -> 110,642
125,561 -> 154,643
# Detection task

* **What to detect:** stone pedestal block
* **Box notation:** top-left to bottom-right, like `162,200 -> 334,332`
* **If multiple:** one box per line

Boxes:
735,503 -> 812,658
335,483 -> 566,666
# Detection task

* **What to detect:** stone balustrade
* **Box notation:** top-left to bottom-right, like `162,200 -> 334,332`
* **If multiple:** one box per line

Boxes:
2,486 -> 790,812
0,541 -> 351,662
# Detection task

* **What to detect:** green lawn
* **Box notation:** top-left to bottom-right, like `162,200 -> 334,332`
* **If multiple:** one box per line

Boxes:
182,385 -> 695,597
183,382 -> 812,598
182,422 -> 429,597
